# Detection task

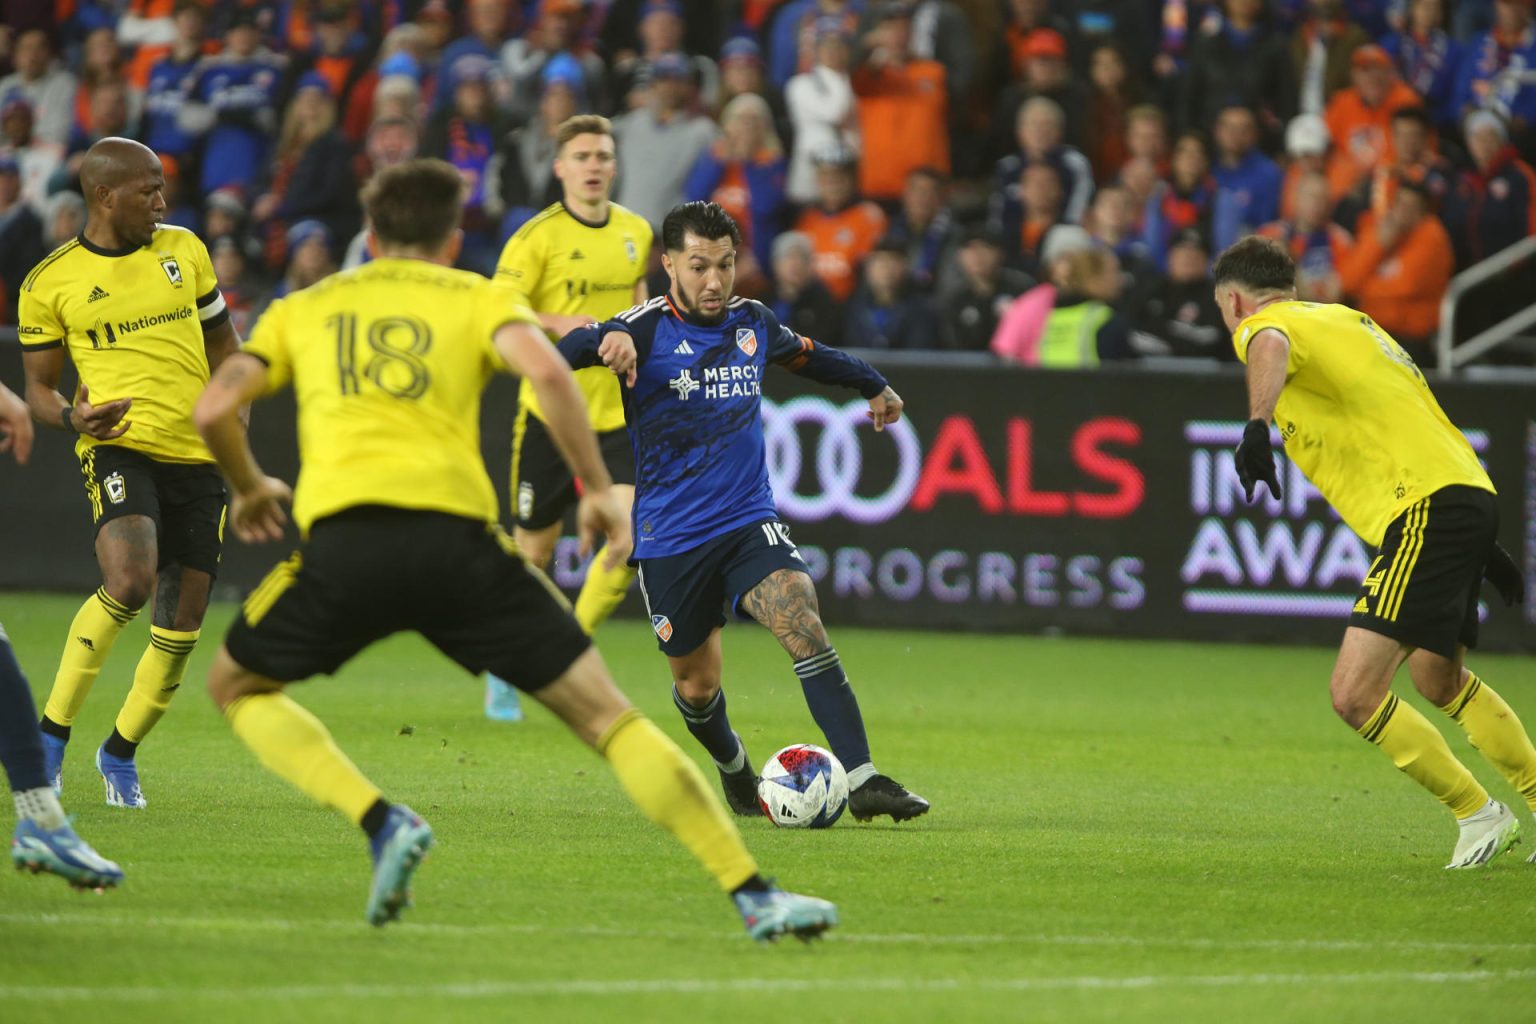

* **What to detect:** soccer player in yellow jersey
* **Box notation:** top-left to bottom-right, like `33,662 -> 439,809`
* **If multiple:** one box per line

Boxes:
17,138 -> 243,809
1215,236 -> 1535,869
485,113 -> 652,718
191,159 -> 834,938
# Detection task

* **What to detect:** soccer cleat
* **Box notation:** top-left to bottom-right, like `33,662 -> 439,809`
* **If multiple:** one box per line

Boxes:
484,674 -> 524,722
95,745 -> 145,809
11,818 -> 124,890
718,754 -> 763,817
43,733 -> 66,796
1446,800 -> 1521,869
848,774 -> 930,823
366,804 -> 434,927
733,884 -> 837,942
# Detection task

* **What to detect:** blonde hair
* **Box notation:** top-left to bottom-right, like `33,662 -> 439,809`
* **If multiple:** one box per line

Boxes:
720,92 -> 781,156
556,114 -> 613,151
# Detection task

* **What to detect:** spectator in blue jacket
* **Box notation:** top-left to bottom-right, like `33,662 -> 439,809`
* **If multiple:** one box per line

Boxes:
181,10 -> 287,194
683,91 -> 787,287
142,4 -> 211,165
1210,104 -> 1282,253
1381,0 -> 1463,133
844,235 -> 943,349
1454,0 -> 1536,136
432,0 -> 516,113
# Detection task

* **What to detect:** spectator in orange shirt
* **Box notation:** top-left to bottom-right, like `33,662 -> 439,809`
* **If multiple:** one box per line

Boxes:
852,2 -> 949,201
794,142 -> 888,301
1259,171 -> 1353,302
1337,178 -> 1454,352
1324,45 -> 1423,199
1359,105 -> 1454,220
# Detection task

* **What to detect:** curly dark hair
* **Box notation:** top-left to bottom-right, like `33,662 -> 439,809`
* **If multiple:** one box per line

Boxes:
661,201 -> 742,252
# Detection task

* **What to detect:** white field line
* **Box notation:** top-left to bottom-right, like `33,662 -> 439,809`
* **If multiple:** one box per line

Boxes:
2,911 -> 1535,955
3,969 -> 1536,1002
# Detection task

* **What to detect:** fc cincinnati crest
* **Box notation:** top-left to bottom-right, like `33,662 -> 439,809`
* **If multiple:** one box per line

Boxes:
650,614 -> 673,641
160,257 -> 183,287
735,328 -> 757,356
624,235 -> 638,263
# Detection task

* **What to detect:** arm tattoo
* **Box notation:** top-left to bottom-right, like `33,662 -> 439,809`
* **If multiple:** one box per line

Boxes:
740,568 -> 830,661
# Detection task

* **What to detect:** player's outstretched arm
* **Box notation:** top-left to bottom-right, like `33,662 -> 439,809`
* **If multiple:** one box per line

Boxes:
22,348 -> 132,439
0,381 -> 35,465
193,353 -> 291,543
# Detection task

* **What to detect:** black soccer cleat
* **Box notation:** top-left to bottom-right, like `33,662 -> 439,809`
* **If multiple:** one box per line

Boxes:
848,774 -> 930,823
718,761 -> 764,817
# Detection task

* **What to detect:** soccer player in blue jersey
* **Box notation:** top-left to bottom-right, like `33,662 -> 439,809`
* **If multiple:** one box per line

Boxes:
0,381 -> 122,889
560,201 -> 929,822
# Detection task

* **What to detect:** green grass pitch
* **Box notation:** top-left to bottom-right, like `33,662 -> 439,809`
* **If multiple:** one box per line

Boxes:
1,593 -> 1533,1023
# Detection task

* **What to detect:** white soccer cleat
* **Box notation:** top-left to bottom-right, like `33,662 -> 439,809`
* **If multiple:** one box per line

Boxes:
1446,800 -> 1520,869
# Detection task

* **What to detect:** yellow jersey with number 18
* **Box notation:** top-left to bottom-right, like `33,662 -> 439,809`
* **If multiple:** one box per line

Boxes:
1232,300 -> 1493,547
494,201 -> 652,432
242,258 -> 539,535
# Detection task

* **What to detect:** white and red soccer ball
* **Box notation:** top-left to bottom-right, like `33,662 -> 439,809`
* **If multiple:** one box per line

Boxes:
756,744 -> 848,828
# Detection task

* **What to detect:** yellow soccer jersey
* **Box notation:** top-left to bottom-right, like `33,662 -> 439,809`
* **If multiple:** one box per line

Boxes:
17,227 -> 228,463
494,201 -> 651,432
1233,301 -> 1493,546
243,258 -> 538,535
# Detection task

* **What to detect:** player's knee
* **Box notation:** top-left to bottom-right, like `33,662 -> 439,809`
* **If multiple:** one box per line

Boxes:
205,647 -> 267,711
1329,684 -> 1379,729
103,569 -> 154,611
673,672 -> 721,706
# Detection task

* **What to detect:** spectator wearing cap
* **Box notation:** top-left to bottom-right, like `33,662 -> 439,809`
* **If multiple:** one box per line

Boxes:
767,0 -> 858,89
885,166 -> 955,291
273,219 -> 338,300
500,0 -> 608,122
497,55 -> 589,231
852,4 -> 949,202
1127,227 -> 1232,360
941,224 -> 1034,351
612,0 -> 721,111
1,94 -> 62,217
0,152 -> 43,323
843,235 -> 943,349
0,30 -> 76,148
994,97 -> 1094,230
717,36 -> 791,141
794,142 -> 888,301
769,230 -> 845,346
1279,112 -> 1331,221
141,4 -> 214,164
1290,0 -> 1372,116
423,53 -> 513,274
992,232 -> 1131,367
683,92 -> 787,294
1323,45 -> 1423,200
1338,177 -> 1454,352
40,188 -> 85,250
1442,109 -> 1536,268
252,72 -> 358,271
1210,104 -> 1282,252
1140,131 -> 1216,269
1258,171 -> 1352,302
180,11 -> 288,194
1381,0 -> 1464,133
991,27 -> 1089,158
280,3 -> 373,144
1000,0 -> 1077,82
1180,0 -> 1295,140
1355,105 -> 1454,225
784,16 -> 856,205
430,0 -> 514,113
1454,0 -> 1536,136
204,187 -> 253,252
613,52 -> 719,229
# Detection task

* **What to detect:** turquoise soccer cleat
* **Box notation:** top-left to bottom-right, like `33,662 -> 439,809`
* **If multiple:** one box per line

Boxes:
366,804 -> 434,926
733,884 -> 838,942
12,818 -> 124,890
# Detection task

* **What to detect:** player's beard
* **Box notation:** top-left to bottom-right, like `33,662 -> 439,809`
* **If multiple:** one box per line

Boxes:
672,280 -> 729,325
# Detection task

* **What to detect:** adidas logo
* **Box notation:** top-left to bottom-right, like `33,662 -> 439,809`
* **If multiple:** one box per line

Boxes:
87,286 -> 109,302
673,340 -> 695,355
76,636 -> 95,650
1353,598 -> 1370,614
570,249 -> 586,260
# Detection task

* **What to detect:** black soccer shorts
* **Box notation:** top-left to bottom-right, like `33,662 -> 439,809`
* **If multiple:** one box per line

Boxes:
1349,485 -> 1500,659
635,518 -> 810,657
78,443 -> 227,576
225,506 -> 592,688
510,408 -> 636,530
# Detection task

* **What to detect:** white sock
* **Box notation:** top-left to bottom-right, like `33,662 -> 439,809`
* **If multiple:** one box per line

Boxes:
14,787 -> 67,831
714,734 -> 747,775
846,762 -> 877,790
1457,798 -> 1501,825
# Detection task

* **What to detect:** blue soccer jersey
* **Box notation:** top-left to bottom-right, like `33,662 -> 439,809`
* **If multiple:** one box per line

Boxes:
560,295 -> 888,560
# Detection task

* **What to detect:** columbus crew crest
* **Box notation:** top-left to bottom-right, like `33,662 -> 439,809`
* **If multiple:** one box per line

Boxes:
160,257 -> 184,287
735,328 -> 757,356
624,236 -> 638,263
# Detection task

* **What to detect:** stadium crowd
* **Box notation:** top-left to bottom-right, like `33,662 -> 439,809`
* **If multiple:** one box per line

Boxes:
2,0 -> 1536,366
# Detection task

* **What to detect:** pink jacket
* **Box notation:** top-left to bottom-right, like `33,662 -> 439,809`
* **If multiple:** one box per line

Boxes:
990,283 -> 1058,365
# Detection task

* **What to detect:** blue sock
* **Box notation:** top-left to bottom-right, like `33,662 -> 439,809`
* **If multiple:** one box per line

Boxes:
671,686 -> 745,770
793,648 -> 874,785
0,628 -> 48,792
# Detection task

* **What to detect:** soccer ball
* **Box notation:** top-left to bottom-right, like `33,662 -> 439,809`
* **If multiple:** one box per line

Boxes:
756,744 -> 848,828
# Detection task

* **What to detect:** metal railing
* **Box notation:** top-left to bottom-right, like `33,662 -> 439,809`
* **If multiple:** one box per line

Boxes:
1436,234 -> 1536,376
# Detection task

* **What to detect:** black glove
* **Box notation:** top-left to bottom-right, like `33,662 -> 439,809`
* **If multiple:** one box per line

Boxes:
1234,418 -> 1281,502
1484,543 -> 1526,606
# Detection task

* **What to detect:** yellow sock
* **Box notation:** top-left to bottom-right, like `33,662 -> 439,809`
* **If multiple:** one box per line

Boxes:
574,557 -> 636,635
43,587 -> 138,727
114,627 -> 199,743
225,691 -> 382,824
1444,673 -> 1536,814
599,709 -> 759,891
1358,692 -> 1488,818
